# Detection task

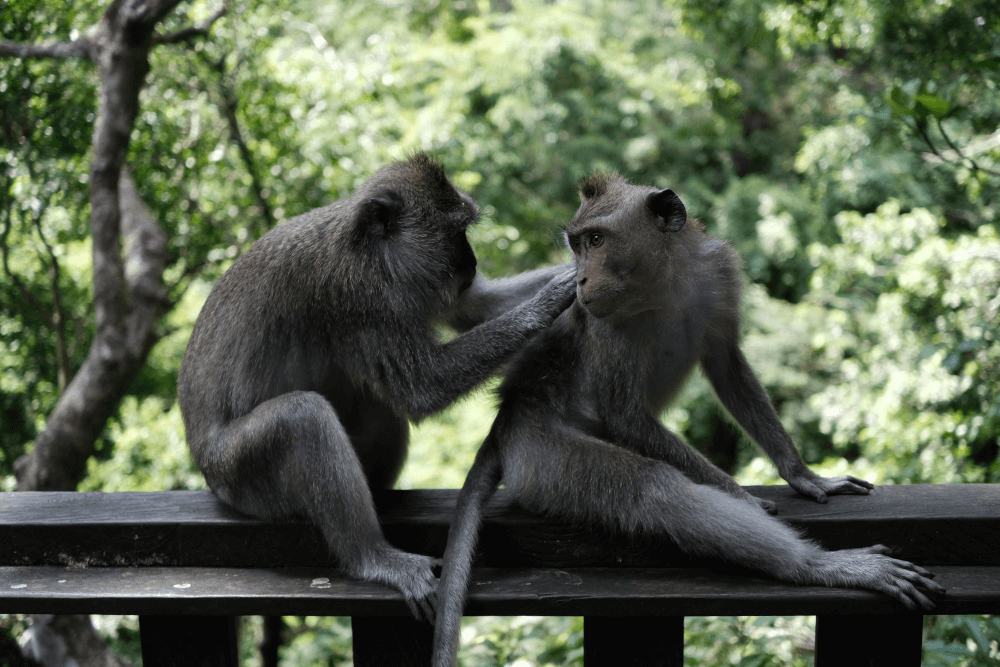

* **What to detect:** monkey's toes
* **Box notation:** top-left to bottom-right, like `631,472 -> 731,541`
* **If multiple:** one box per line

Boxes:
752,496 -> 778,515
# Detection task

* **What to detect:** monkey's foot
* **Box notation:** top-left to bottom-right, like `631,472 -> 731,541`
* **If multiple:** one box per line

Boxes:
809,545 -> 945,610
751,495 -> 778,515
350,548 -> 440,623
787,471 -> 874,503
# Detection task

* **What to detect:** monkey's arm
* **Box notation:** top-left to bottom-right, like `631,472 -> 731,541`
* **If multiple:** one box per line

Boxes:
432,436 -> 503,667
444,264 -> 573,331
382,267 -> 577,420
700,335 -> 873,503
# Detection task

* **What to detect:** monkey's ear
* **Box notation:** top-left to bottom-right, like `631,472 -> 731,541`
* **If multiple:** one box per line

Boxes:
359,190 -> 405,238
646,189 -> 686,232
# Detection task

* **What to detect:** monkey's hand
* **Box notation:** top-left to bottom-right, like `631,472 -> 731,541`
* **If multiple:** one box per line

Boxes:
517,265 -> 578,327
811,545 -> 945,611
786,469 -> 874,503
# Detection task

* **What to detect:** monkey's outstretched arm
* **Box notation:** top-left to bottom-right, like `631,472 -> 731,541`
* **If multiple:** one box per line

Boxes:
444,264 -> 574,331
432,435 -> 503,667
386,267 -> 577,420
701,335 -> 873,502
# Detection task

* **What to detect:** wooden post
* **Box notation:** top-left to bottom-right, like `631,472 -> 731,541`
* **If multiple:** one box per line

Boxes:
139,615 -> 239,667
585,616 -> 684,667
815,614 -> 923,667
352,616 -> 433,666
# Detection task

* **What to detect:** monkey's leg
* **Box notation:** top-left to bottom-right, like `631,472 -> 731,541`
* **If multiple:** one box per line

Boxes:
432,437 -> 503,667
607,410 -> 777,513
347,397 -> 410,491
701,335 -> 873,502
500,415 -> 942,610
196,391 -> 438,620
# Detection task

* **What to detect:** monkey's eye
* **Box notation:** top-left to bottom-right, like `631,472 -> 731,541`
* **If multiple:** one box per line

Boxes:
587,232 -> 604,248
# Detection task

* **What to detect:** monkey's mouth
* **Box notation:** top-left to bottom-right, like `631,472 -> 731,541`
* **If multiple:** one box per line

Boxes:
580,289 -> 623,318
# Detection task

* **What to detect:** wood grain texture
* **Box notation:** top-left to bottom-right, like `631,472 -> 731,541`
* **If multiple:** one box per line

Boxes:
2,485 -> 998,568
1,565 -> 996,616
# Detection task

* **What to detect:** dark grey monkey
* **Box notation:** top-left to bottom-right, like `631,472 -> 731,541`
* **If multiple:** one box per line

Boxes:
177,154 -> 576,620
432,173 -> 943,665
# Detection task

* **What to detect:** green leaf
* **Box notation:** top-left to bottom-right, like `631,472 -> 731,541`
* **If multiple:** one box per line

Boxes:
916,93 -> 950,119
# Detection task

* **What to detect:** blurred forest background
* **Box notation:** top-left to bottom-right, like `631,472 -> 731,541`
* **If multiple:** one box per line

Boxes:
1,0 -> 998,664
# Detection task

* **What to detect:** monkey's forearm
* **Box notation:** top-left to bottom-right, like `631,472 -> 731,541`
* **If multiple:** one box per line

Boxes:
399,267 -> 577,419
701,339 -> 810,479
445,264 -> 572,331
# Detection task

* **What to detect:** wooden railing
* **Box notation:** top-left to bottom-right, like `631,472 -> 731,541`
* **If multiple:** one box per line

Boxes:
2,484 -> 998,666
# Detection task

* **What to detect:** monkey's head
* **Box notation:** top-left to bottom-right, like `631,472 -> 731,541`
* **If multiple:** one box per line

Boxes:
564,172 -> 688,319
350,154 -> 480,304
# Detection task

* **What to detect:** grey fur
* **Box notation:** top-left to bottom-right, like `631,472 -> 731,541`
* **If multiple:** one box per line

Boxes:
432,173 -> 943,665
177,154 -> 577,621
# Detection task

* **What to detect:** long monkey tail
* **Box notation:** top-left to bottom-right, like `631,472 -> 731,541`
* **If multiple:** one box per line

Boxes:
432,436 -> 503,667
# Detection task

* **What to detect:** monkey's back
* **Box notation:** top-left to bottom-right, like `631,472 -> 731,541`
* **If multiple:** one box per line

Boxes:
177,202 -> 379,442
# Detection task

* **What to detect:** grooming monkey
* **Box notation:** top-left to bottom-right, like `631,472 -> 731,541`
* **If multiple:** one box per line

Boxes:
177,154 -> 577,619
432,173 -> 943,665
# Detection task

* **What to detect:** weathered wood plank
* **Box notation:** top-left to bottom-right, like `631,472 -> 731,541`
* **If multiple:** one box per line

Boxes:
1,565 -> 995,616
2,485 -> 998,568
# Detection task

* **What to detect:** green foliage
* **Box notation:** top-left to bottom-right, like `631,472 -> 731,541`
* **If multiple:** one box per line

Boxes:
805,202 -> 1000,483
685,616 -> 815,667
459,616 -> 583,667
278,616 -> 353,666
924,616 -> 1000,667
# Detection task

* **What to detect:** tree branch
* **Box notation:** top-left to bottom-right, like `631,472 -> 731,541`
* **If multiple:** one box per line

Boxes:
202,51 -> 276,232
155,5 -> 228,45
0,197 -> 53,323
14,0 -> 186,492
32,211 -> 72,393
0,39 -> 97,60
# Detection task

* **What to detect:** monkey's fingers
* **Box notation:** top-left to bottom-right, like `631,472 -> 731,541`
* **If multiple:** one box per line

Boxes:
843,475 -> 875,490
406,591 -> 437,624
786,476 -> 829,503
820,475 -> 873,495
887,561 -> 947,595
857,544 -> 892,555
888,579 -> 936,611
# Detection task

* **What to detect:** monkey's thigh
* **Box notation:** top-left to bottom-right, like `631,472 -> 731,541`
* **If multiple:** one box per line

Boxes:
345,397 -> 409,490
498,417 -> 689,532
204,391 -> 383,532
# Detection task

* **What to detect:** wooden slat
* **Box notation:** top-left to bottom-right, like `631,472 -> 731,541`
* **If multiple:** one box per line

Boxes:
1,565 -> 995,617
2,485 -> 998,568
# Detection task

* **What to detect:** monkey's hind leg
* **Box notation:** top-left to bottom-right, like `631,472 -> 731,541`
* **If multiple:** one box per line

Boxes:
498,415 -> 942,610
196,391 -> 438,620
